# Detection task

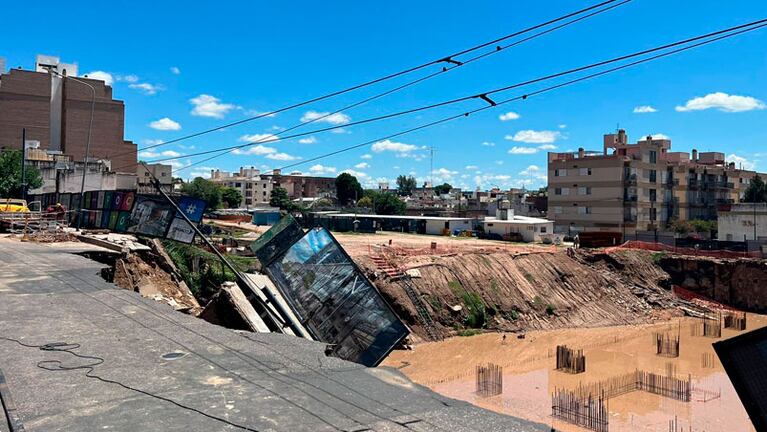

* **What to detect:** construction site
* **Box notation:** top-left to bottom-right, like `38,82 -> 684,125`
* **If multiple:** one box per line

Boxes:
2,210 -> 766,431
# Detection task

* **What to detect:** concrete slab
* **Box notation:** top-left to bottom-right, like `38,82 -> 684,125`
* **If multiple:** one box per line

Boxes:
0,238 -> 548,432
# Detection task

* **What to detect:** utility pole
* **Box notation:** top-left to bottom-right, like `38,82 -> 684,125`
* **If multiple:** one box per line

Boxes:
20,128 -> 27,201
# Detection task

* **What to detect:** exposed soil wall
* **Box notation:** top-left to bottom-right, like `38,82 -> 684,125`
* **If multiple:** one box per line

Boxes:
363,249 -> 680,339
659,255 -> 767,313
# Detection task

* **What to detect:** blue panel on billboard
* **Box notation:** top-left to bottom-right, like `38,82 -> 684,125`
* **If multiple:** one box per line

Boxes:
176,197 -> 206,222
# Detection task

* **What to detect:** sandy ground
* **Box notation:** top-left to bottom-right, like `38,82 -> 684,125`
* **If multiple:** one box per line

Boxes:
383,316 -> 765,432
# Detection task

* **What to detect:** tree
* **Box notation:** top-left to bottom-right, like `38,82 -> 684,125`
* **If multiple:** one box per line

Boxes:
434,182 -> 453,195
369,191 -> 406,215
396,175 -> 417,196
269,187 -> 292,210
181,177 -> 222,209
743,175 -> 767,203
335,173 -> 363,206
356,196 -> 373,208
0,150 -> 43,198
221,187 -> 243,208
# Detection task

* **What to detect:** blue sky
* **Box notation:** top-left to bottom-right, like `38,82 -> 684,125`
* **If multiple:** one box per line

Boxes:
4,1 -> 766,189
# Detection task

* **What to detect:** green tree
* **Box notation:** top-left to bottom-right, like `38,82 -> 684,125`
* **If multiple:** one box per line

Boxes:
743,175 -> 767,203
221,187 -> 243,208
356,196 -> 373,208
181,177 -> 222,209
369,191 -> 406,215
434,182 -> 453,195
335,173 -> 363,206
269,187 -> 292,210
396,175 -> 417,196
0,150 -> 43,197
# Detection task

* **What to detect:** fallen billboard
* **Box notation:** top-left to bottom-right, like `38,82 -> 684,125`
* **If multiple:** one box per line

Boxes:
252,216 -> 409,366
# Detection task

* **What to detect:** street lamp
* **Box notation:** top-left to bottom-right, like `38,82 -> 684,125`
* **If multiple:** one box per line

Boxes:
49,68 -> 95,230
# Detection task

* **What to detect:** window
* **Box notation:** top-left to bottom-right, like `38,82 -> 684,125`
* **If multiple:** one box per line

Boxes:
555,168 -> 567,177
578,206 -> 591,215
487,223 -> 494,227
540,226 -> 547,233
649,189 -> 657,202
235,182 -> 242,188
649,150 -> 657,164
579,167 -> 592,176
161,172 -> 166,177
649,170 -> 657,183
578,187 -> 592,195
561,187 -> 570,196
553,206 -> 563,214
650,207 -> 657,221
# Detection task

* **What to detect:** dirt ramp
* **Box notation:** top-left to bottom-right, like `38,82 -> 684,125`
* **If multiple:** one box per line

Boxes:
372,249 -> 678,339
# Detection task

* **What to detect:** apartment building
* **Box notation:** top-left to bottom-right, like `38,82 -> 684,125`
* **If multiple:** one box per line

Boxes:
136,163 -> 173,194
548,129 -> 764,236
211,167 -> 273,208
0,55 -> 137,172
210,167 -> 336,208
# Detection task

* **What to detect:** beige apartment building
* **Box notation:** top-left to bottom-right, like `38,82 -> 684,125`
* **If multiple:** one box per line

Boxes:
210,167 -> 337,208
548,129 -> 764,236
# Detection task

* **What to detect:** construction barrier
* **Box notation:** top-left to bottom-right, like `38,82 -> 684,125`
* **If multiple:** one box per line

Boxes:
605,240 -> 762,259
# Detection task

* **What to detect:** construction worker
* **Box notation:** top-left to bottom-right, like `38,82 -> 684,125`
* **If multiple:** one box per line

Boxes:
46,203 -> 66,221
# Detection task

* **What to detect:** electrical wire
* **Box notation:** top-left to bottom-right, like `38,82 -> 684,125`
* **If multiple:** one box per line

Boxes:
0,337 -> 261,431
162,0 -> 632,174
122,0 -> 626,158
116,17 -> 767,172
267,20 -> 767,174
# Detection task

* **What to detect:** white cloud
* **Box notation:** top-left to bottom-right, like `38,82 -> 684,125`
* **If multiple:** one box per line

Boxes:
298,136 -> 317,144
190,94 -> 236,118
300,110 -> 351,125
330,128 -> 350,134
141,139 -> 164,146
355,162 -> 370,169
149,117 -> 181,131
519,165 -> 547,180
558,124 -> 567,129
238,134 -> 278,144
170,66 -> 181,75
360,154 -> 372,160
232,144 -> 276,156
433,167 -> 458,182
727,154 -> 756,171
508,146 -> 539,155
371,139 -> 417,153
499,111 -> 520,121
465,165 -> 478,170
266,152 -> 299,161
647,133 -> 670,140
633,105 -> 658,113
506,130 -> 561,144
481,141 -> 495,147
138,150 -> 182,158
676,92 -> 766,113
495,160 -> 504,165
84,71 -> 114,85
538,144 -> 558,150
244,109 -> 277,118
342,169 -> 369,179
129,82 -> 162,95
309,164 -> 337,174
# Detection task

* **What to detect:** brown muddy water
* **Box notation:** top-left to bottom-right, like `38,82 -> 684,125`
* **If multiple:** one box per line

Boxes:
383,315 -> 765,432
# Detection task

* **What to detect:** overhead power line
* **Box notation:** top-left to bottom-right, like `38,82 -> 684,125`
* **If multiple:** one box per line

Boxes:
153,0 -> 631,173
124,17 -> 767,172
157,18 -> 767,180
122,0 -> 628,158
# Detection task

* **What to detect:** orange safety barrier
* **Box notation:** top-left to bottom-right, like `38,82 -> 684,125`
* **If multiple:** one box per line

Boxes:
604,240 -> 762,259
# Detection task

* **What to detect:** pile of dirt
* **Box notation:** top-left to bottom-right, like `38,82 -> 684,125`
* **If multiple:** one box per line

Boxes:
112,252 -> 201,314
361,248 -> 681,340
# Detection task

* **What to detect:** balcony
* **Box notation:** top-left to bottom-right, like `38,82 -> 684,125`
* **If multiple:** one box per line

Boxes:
624,174 -> 637,186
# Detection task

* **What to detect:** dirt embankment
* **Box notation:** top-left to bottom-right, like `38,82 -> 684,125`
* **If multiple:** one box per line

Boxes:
659,255 -> 767,313
361,248 -> 680,339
